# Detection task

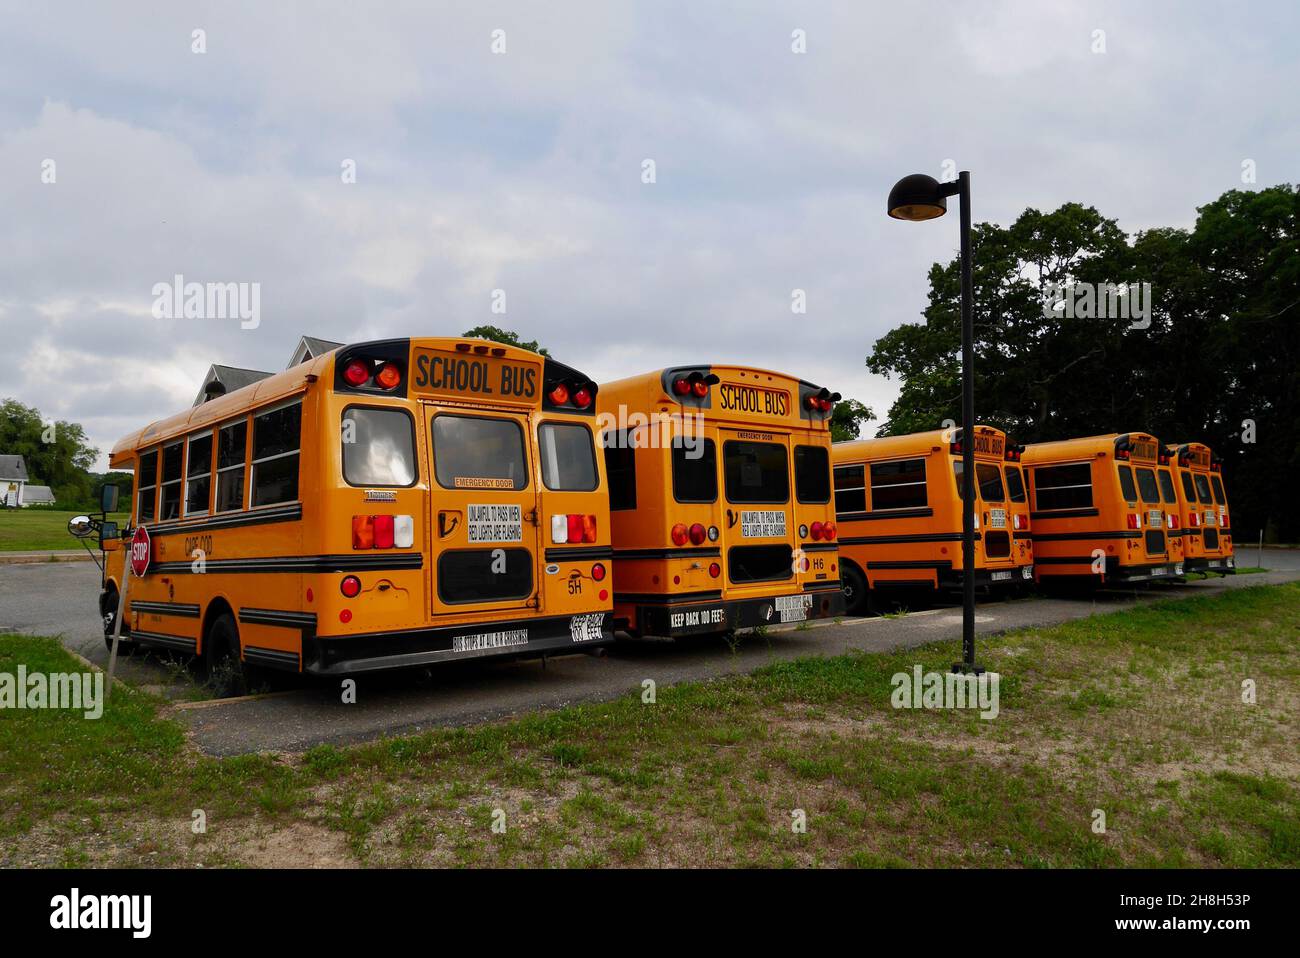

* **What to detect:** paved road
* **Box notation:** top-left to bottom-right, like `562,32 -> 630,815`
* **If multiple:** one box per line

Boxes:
2,557 -> 1297,755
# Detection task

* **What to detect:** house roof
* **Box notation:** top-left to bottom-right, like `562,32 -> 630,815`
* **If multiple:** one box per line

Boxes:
0,454 -> 29,481
288,335 -> 344,368
23,484 -> 55,503
193,364 -> 274,406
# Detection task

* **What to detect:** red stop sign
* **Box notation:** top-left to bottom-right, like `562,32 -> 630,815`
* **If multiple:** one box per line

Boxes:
129,525 -> 152,577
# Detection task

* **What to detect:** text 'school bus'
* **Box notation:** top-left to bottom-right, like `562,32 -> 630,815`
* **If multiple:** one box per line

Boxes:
1167,442 -> 1236,575
596,365 -> 845,637
102,337 -> 615,678
1022,432 -> 1182,585
831,426 -> 1033,614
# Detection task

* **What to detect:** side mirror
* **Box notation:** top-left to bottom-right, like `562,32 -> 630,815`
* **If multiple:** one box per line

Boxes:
100,483 -> 120,514
99,521 -> 120,547
68,515 -> 95,539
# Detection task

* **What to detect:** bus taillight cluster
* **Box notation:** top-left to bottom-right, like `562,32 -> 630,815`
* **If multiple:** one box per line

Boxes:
352,514 -> 415,549
552,513 -> 598,544
547,381 -> 596,409
343,358 -> 402,391
670,522 -> 718,546
810,520 -> 836,541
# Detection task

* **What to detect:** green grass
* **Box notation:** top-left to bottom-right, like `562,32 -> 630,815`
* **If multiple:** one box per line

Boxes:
0,510 -> 129,552
2,583 -> 1298,867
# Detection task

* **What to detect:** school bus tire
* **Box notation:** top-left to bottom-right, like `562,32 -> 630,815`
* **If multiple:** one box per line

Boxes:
100,583 -> 137,653
203,611 -> 249,697
841,562 -> 869,617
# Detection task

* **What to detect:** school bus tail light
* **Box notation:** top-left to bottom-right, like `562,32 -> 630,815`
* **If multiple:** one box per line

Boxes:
810,521 -> 824,541
1167,513 -> 1180,530
823,522 -> 836,540
554,514 -> 598,544
373,514 -> 395,549
672,377 -> 692,396
340,575 -> 362,598
708,562 -> 721,578
375,363 -> 402,390
688,522 -> 706,545
670,522 -> 689,546
352,515 -> 374,549
343,360 -> 371,387
1012,513 -> 1027,531
353,514 -> 413,549
582,514 -> 598,542
1126,513 -> 1141,530
572,385 -> 593,409
592,563 -> 606,581
548,383 -> 569,405
393,515 -> 414,548
1188,512 -> 1201,527
551,515 -> 569,543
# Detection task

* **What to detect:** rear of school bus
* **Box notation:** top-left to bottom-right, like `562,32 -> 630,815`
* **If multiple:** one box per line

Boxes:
106,337 -> 615,678
1155,446 -> 1188,574
1023,432 -> 1182,585
1170,442 -> 1236,575
597,365 -> 844,637
832,425 -> 1032,614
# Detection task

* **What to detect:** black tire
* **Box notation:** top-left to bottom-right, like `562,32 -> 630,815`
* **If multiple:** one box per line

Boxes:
100,586 -> 136,653
203,612 -> 248,697
841,564 -> 870,617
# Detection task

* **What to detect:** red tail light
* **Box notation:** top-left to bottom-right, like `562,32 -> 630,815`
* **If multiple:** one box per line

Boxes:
1012,514 -> 1025,530
549,384 -> 569,405
1189,512 -> 1200,527
343,360 -> 370,387
823,522 -> 836,540
670,523 -> 688,546
340,575 -> 361,598
672,378 -> 691,396
352,515 -> 374,549
1126,513 -> 1141,530
1168,513 -> 1180,530
373,514 -> 395,549
691,380 -> 708,398
810,521 -> 823,541
708,562 -> 720,578
688,522 -> 706,545
572,386 -> 592,409
591,563 -> 606,582
567,514 -> 584,542
375,363 -> 402,390
582,514 -> 597,543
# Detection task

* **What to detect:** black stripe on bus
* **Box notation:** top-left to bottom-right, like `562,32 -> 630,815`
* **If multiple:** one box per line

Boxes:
1013,531 -> 1033,540
1030,508 -> 1100,520
544,546 -> 615,562
840,532 -> 963,546
243,646 -> 302,669
128,630 -> 198,653
151,553 -> 424,575
146,503 -> 303,536
129,601 -> 201,618
835,507 -> 934,523
1034,556 -> 1100,565
866,560 -> 953,571
611,547 -> 721,560
613,590 -> 724,605
239,608 -> 318,628
802,581 -> 842,593
799,543 -> 839,553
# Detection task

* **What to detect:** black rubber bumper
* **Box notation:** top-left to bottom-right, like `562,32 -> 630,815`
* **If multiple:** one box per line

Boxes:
937,564 -> 1035,590
303,611 -> 615,675
1185,556 -> 1237,575
633,585 -> 845,638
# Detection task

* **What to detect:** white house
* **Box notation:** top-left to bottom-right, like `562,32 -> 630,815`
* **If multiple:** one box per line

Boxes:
0,455 -> 55,507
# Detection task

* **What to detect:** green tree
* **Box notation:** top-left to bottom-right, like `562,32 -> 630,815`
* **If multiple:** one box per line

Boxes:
0,398 -> 99,507
461,325 -> 550,356
829,398 -> 874,442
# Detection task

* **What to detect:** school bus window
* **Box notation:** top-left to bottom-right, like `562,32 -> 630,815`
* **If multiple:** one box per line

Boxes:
251,402 -> 302,507
136,448 -> 158,522
185,431 -> 213,517
1032,463 -> 1092,511
1211,475 -> 1226,505
954,461 -> 1004,501
1180,469 -> 1196,502
1193,472 -> 1213,504
794,445 -> 830,503
603,434 -> 637,511
728,544 -> 794,583
538,422 -> 597,492
672,437 -> 717,503
872,458 -> 926,510
437,548 -> 533,604
1157,468 -> 1177,503
1005,465 -> 1027,503
833,464 -> 866,514
160,441 -> 184,520
342,407 -> 416,488
723,440 -> 788,504
1117,464 -> 1137,503
431,415 -> 527,491
215,420 -> 248,513
1135,467 -> 1159,503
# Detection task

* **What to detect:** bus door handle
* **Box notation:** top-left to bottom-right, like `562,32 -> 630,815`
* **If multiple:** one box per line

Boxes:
726,509 -> 738,529
437,511 -> 460,538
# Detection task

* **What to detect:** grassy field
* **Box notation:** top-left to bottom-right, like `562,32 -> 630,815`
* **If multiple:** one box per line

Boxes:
1,583 -> 1298,868
0,509 -> 130,551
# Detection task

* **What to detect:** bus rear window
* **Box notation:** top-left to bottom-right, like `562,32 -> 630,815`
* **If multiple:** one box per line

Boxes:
673,438 -> 717,503
870,458 -> 926,510
794,445 -> 830,503
1180,470 -> 1195,501
431,415 -> 527,490
833,465 -> 866,514
603,433 -> 636,511
1004,465 -> 1026,503
1135,467 -> 1159,503
342,408 -> 416,487
723,441 -> 788,504
1117,465 -> 1138,503
955,461 -> 1005,502
538,422 -> 597,492
1211,475 -> 1226,505
1032,464 -> 1092,511
1194,472 -> 1213,504
1157,469 -> 1176,504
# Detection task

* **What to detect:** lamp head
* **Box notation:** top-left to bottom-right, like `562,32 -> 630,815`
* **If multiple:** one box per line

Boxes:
888,173 -> 948,221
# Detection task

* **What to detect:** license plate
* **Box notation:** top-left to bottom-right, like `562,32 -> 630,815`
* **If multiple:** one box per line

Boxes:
775,594 -> 812,622
1208,559 -> 1222,568
1150,567 -> 1167,576
990,570 -> 1012,581
1226,558 -> 1235,568
1147,510 -> 1162,529
989,508 -> 1007,529
1022,565 -> 1033,579
568,613 -> 604,643
1203,511 -> 1215,527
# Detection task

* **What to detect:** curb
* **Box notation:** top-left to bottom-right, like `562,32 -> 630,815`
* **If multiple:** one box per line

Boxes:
0,552 -> 95,565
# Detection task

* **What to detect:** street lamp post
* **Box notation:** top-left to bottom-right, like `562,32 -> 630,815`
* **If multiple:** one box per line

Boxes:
888,170 -> 981,674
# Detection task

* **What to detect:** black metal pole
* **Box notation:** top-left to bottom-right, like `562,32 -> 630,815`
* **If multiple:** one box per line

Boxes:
958,170 -> 977,672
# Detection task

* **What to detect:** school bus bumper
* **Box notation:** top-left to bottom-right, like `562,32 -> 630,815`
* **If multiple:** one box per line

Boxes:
302,611 -> 615,675
1184,555 -> 1236,574
938,564 -> 1035,590
621,583 -> 845,637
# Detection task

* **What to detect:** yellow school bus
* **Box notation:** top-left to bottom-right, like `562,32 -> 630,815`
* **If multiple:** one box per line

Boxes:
1155,445 -> 1188,573
596,365 -> 845,636
1168,442 -> 1236,575
99,337 -> 614,684
832,425 -> 1033,614
1023,432 -> 1182,584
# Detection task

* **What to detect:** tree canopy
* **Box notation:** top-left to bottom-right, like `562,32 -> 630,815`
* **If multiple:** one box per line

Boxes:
0,398 -> 100,507
461,325 -> 550,356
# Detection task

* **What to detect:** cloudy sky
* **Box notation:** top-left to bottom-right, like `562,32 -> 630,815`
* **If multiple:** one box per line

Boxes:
1,1 -> 1295,470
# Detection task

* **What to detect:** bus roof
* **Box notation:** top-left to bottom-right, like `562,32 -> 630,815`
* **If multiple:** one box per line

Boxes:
833,424 -> 1009,462
1023,432 -> 1161,463
598,363 -> 837,430
108,337 -> 562,466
